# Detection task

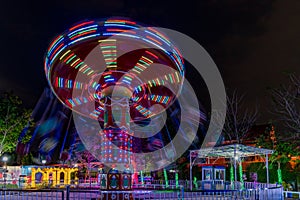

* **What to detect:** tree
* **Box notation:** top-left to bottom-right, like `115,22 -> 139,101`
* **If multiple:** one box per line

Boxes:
271,74 -> 300,139
221,90 -> 258,143
0,92 -> 33,154
256,129 -> 300,185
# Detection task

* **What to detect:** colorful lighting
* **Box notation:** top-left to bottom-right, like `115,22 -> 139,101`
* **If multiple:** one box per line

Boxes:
44,18 -> 185,173
277,169 -> 282,184
163,169 -> 169,188
239,163 -> 244,190
230,164 -> 234,189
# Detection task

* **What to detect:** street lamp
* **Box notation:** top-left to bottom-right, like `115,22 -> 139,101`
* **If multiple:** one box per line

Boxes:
2,156 -> 8,163
42,159 -> 46,166
2,156 -> 8,188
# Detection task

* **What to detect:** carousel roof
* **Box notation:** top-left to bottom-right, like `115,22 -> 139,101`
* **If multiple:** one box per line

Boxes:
191,143 -> 274,159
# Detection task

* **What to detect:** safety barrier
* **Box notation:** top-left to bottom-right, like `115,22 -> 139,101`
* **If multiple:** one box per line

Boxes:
283,190 -> 300,199
0,184 -> 284,200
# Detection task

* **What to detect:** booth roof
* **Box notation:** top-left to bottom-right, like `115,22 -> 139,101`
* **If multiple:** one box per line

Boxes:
191,144 -> 273,158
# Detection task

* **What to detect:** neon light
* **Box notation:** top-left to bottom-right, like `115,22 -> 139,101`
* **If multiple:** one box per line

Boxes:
148,27 -> 171,44
69,21 -> 95,31
60,50 -> 71,60
87,70 -> 94,75
156,78 -> 161,85
49,45 -> 67,65
175,71 -> 180,83
66,55 -> 77,64
45,18 -> 186,133
79,64 -> 88,72
138,86 -> 142,92
100,39 -> 117,68
63,53 -> 75,63
69,29 -> 97,40
105,19 -> 136,25
48,37 -> 64,55
109,33 -> 140,39
230,164 -> 234,189
175,172 -> 179,188
163,169 -> 169,188
168,74 -> 174,83
68,25 -> 98,36
101,45 -> 116,49
142,38 -> 165,52
68,34 -> 101,45
74,61 -> 84,69
193,177 -> 198,189
134,66 -> 143,72
141,56 -> 153,64
124,76 -> 132,81
83,67 -> 91,74
146,35 -> 162,45
152,80 -> 156,87
122,79 -> 131,85
70,58 -> 80,67
105,78 -> 114,82
277,169 -> 282,184
171,73 -> 175,83
239,163 -> 244,189
106,28 -> 136,34
135,105 -> 152,117
132,69 -> 140,74
49,43 -> 64,59
145,50 -> 159,59
67,99 -> 76,107
104,23 -> 138,29
145,30 -> 171,45
48,35 -> 63,52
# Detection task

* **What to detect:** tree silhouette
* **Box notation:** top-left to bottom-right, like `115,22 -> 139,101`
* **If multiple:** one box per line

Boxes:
0,92 -> 33,154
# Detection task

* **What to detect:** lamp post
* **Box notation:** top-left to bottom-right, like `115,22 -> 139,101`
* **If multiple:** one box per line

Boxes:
2,156 -> 8,188
42,159 -> 46,166
41,159 -> 47,186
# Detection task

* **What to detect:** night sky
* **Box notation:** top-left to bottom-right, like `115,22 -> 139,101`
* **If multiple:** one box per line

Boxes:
1,0 -> 300,123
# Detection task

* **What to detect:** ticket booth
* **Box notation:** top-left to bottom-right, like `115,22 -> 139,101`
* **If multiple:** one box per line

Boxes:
201,165 -> 225,190
214,166 -> 225,190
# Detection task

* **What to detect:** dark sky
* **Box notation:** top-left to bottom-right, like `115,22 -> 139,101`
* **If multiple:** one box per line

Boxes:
1,0 -> 300,123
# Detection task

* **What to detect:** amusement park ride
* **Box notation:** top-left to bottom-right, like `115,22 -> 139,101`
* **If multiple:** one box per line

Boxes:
43,17 -> 186,194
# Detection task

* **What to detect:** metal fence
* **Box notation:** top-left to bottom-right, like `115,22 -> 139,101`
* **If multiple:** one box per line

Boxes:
283,190 -> 300,199
0,189 -> 64,200
0,186 -> 283,200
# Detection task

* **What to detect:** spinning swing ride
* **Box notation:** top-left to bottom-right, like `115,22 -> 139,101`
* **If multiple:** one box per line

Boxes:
44,17 -> 184,168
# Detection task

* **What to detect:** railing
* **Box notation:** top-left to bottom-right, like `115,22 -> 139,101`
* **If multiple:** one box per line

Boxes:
151,179 -> 280,191
133,183 -> 183,190
283,190 -> 300,199
0,188 -> 65,200
258,186 -> 283,200
0,186 -> 284,200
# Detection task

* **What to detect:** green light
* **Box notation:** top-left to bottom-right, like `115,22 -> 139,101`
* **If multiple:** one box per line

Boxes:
230,164 -> 234,189
101,46 -> 116,49
139,59 -> 150,66
140,171 -> 144,185
277,169 -> 282,184
239,164 -> 244,190
69,28 -> 97,38
193,177 -> 198,189
175,172 -> 179,188
163,169 -> 169,188
168,74 -> 174,83
66,55 -> 77,64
